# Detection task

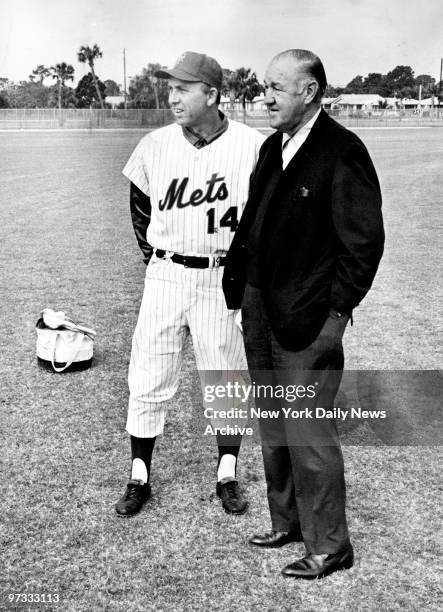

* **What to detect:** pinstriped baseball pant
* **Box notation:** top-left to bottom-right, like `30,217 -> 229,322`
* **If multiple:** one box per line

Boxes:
126,254 -> 246,437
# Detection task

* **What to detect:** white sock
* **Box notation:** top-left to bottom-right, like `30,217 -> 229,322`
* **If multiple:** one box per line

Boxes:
131,458 -> 148,484
217,454 -> 237,482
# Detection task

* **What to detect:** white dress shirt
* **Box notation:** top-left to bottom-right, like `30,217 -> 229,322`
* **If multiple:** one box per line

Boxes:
281,108 -> 321,170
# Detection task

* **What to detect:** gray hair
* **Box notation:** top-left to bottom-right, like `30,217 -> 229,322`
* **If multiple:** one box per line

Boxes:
274,49 -> 327,103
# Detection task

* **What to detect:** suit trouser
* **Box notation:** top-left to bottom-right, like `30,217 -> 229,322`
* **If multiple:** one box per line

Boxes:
242,283 -> 350,554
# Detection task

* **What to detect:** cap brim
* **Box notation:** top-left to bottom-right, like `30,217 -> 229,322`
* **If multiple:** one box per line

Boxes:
154,68 -> 202,82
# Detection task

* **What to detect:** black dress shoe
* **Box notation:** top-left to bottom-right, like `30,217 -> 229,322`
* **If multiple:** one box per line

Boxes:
115,479 -> 151,517
216,479 -> 248,514
281,545 -> 354,579
249,530 -> 300,547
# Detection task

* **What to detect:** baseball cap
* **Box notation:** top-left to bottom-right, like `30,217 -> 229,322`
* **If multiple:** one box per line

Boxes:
155,51 -> 223,90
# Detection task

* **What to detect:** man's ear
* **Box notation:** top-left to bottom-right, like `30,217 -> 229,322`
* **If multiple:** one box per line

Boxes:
207,87 -> 219,107
305,80 -> 319,104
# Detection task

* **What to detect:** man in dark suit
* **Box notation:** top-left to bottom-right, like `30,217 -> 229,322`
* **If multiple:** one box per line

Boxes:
223,49 -> 384,579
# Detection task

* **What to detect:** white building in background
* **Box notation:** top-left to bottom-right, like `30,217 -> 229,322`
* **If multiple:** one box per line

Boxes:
419,96 -> 441,107
105,95 -> 125,108
220,93 -> 266,112
329,94 -> 385,111
220,91 -> 441,115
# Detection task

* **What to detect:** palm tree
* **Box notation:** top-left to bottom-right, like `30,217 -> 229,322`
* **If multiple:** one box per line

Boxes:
128,64 -> 170,108
50,62 -> 75,109
224,67 -> 262,110
77,44 -> 104,109
29,64 -> 50,84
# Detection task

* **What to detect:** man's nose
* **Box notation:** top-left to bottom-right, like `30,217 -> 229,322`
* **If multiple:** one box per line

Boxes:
169,91 -> 178,105
264,89 -> 274,105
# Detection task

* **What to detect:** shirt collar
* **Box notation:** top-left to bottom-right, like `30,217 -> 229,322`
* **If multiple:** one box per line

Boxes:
183,112 -> 229,149
281,108 -> 321,149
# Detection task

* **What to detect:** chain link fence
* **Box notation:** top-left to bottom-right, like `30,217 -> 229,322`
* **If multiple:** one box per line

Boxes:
227,107 -> 443,129
0,107 -> 441,129
0,108 -> 174,129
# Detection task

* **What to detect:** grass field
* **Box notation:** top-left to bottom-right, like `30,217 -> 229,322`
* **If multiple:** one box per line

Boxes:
1,128 -> 442,611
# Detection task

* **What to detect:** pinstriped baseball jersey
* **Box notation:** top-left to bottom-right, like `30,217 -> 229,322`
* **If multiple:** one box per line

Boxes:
122,120 -> 265,255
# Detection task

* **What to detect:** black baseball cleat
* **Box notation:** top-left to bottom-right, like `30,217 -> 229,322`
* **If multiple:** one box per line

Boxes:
281,545 -> 354,579
216,479 -> 248,514
115,479 -> 151,517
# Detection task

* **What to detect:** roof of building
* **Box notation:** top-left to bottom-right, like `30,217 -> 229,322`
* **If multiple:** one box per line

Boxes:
333,94 -> 385,105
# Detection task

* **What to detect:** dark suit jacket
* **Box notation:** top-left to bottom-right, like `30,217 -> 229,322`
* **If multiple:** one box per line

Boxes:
222,109 -> 385,350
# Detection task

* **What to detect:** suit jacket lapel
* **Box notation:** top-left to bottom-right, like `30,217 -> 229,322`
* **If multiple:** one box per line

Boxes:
282,109 -> 329,174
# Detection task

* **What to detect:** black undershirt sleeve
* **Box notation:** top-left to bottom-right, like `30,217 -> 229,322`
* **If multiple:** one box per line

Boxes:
130,182 -> 153,264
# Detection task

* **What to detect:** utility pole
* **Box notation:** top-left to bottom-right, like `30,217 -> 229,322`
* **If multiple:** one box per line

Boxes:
417,84 -> 422,118
439,58 -> 442,96
437,58 -> 443,118
123,48 -> 127,109
439,58 -> 442,105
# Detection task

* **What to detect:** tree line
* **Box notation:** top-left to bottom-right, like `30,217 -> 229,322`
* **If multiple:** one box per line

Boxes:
0,44 -> 114,110
0,43 -> 441,109
126,65 -> 263,110
327,65 -> 441,100
0,53 -> 263,110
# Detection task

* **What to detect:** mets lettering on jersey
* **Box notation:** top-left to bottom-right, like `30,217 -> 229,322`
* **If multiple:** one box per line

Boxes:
122,120 -> 264,255
158,173 -> 228,210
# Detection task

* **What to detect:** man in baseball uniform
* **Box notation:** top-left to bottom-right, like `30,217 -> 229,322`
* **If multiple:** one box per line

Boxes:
115,52 -> 265,517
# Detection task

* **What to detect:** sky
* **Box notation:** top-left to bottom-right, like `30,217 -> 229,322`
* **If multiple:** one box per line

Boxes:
1,0 -> 442,88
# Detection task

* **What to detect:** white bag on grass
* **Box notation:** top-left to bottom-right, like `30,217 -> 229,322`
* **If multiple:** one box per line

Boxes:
36,308 -> 96,372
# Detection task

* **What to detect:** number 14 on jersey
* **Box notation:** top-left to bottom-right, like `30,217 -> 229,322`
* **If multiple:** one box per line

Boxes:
206,206 -> 238,234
